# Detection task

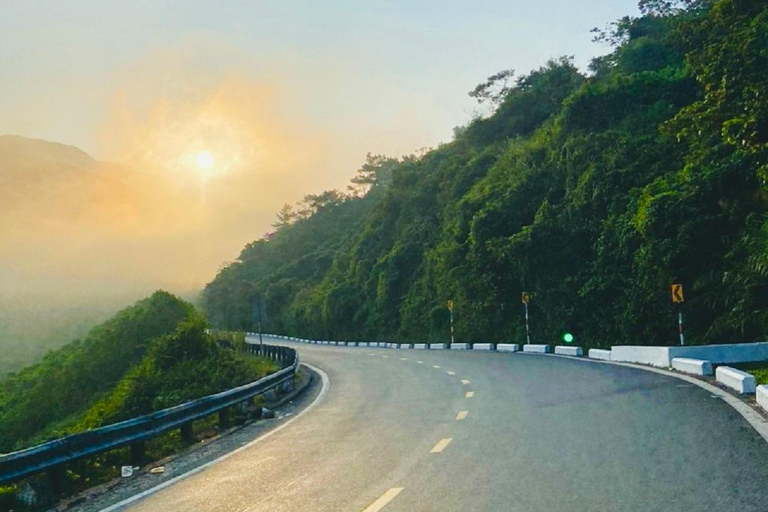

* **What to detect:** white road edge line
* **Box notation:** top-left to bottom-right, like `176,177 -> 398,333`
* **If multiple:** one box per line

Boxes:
456,411 -> 468,420
362,487 -> 404,512
446,371 -> 456,376
433,365 -> 441,369
430,438 -> 453,453
465,391 -> 474,398
461,379 -> 470,385
97,362 -> 331,512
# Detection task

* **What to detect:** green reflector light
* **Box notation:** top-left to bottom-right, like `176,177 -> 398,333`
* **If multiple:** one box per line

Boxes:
563,333 -> 574,343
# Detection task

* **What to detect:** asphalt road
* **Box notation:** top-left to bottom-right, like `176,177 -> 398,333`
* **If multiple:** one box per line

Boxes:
120,338 -> 768,512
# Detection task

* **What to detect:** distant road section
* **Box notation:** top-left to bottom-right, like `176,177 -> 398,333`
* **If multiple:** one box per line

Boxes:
120,339 -> 768,512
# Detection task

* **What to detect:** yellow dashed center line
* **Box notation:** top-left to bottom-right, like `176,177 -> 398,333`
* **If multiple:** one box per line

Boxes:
465,391 -> 475,398
430,438 -> 453,453
362,487 -> 404,512
456,411 -> 468,420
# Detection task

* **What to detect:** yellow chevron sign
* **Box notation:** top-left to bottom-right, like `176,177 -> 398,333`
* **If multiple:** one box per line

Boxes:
671,284 -> 684,303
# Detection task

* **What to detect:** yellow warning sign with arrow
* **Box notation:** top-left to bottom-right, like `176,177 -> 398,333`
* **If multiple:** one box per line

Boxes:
670,284 -> 684,304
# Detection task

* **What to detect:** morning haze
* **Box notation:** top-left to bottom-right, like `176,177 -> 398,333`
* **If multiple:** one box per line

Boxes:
0,0 -> 638,371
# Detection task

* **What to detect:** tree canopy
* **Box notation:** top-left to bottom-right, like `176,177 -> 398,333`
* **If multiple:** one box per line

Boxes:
204,0 -> 768,349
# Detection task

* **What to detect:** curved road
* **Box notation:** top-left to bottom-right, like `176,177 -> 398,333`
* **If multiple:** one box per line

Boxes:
121,339 -> 768,511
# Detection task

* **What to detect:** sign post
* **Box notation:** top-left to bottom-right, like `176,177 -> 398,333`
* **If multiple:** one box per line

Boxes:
670,284 -> 685,346
252,297 -> 266,347
521,292 -> 531,345
447,300 -> 455,345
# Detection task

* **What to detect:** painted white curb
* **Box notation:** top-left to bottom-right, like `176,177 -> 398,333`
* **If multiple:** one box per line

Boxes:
555,346 -> 583,356
429,343 -> 446,350
413,343 -> 426,350
450,343 -> 469,350
523,344 -> 550,353
716,366 -> 757,394
473,343 -> 494,351
671,357 -> 713,376
497,343 -> 519,353
758,385 -> 768,412
588,349 -> 611,361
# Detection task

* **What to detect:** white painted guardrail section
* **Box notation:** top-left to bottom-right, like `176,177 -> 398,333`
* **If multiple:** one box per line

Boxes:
473,343 -> 494,351
671,357 -> 713,376
430,343 -> 446,350
497,343 -> 519,353
450,343 -> 469,350
588,349 -> 611,360
555,346 -> 583,356
715,366 -> 757,394
414,343 -> 426,349
523,344 -> 550,353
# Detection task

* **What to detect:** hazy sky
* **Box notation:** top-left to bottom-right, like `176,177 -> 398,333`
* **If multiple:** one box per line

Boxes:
0,0 -> 640,300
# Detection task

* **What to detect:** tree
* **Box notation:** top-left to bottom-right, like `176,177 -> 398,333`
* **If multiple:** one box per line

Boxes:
273,203 -> 297,229
348,154 -> 399,197
468,69 -> 515,106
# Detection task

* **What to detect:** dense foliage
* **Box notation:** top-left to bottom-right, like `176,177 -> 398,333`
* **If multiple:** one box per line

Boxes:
204,0 -> 768,349
0,292 -> 275,453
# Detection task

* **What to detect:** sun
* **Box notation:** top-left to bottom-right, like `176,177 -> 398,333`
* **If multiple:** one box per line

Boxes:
195,151 -> 214,170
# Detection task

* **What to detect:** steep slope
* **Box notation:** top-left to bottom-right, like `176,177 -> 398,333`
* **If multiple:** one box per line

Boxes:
204,0 -> 768,348
0,291 -> 193,452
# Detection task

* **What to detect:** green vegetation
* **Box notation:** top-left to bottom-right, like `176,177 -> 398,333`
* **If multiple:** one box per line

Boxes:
0,297 -> 118,376
204,0 -> 768,349
0,292 -> 276,453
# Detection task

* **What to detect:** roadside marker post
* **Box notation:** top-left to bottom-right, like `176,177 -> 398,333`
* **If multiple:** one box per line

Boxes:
671,283 -> 685,346
522,292 -> 531,345
447,300 -> 455,345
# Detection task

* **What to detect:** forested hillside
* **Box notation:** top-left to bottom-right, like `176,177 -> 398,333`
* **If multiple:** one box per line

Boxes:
0,292 -> 275,452
204,0 -> 768,348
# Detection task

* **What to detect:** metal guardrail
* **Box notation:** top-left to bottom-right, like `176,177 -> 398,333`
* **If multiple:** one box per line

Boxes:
0,343 -> 298,485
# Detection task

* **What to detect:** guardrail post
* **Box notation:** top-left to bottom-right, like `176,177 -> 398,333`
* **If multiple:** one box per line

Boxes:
130,441 -> 145,466
48,464 -> 67,498
218,408 -> 230,429
180,423 -> 194,443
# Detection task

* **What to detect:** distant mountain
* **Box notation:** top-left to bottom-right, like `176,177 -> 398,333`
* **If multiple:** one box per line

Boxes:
0,134 -> 95,171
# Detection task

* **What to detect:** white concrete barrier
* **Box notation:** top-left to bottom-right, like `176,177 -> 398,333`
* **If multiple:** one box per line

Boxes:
555,346 -> 583,356
610,342 -> 768,367
757,385 -> 768,412
429,343 -> 446,350
671,357 -> 713,376
715,366 -> 757,394
450,343 -> 469,350
473,343 -> 494,351
414,343 -> 426,349
523,344 -> 550,353
588,349 -> 611,361
497,343 -> 519,353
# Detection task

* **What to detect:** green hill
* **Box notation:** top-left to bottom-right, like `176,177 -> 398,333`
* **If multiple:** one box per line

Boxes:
204,0 -> 768,347
0,291 -> 275,453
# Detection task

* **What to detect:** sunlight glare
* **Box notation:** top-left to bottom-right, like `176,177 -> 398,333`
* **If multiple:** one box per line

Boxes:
195,151 -> 214,170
